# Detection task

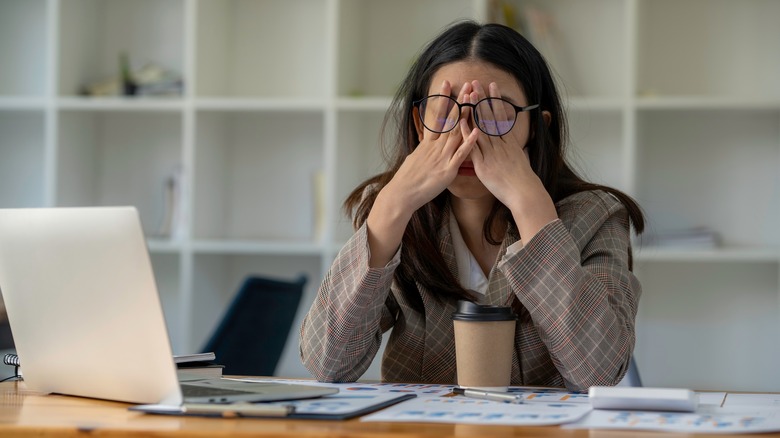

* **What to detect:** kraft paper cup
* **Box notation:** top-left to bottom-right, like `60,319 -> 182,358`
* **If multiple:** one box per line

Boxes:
452,300 -> 517,391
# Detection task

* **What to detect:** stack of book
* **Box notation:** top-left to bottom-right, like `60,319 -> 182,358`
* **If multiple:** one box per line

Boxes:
643,227 -> 721,249
174,352 -> 224,378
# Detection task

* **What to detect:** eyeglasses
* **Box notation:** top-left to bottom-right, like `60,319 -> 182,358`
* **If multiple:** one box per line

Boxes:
413,94 -> 539,136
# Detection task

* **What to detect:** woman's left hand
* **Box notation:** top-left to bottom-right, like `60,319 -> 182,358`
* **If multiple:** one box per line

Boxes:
464,80 -> 558,240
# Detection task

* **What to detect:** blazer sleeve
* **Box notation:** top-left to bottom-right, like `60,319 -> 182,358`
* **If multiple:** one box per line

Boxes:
299,222 -> 400,382
498,191 -> 641,391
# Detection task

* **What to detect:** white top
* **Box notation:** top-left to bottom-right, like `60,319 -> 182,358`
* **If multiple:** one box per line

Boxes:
448,213 -> 524,295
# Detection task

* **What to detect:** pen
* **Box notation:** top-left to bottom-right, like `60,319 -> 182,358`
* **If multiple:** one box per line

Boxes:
183,402 -> 295,417
453,387 -> 524,404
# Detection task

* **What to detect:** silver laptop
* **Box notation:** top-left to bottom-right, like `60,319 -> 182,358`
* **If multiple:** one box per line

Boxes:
0,206 -> 336,405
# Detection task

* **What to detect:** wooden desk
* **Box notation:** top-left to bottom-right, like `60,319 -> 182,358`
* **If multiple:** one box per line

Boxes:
1,381 -> 777,438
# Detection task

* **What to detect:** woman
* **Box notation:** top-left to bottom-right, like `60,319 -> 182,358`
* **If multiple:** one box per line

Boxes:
299,21 -> 644,391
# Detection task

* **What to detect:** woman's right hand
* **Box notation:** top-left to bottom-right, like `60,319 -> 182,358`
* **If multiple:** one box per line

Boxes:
365,80 -> 479,267
385,80 -> 479,214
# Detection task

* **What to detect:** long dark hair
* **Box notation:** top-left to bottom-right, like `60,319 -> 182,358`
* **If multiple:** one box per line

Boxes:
344,21 -> 645,312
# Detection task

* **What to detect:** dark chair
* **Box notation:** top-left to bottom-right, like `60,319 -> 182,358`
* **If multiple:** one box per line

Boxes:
201,275 -> 306,376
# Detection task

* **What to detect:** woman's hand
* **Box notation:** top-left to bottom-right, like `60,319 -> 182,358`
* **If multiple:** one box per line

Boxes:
383,80 -> 480,214
365,80 -> 479,267
465,80 -> 558,240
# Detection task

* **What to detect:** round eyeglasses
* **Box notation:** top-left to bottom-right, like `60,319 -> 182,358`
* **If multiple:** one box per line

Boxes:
413,94 -> 539,136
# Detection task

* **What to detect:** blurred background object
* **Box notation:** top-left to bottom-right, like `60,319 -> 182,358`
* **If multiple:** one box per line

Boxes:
0,0 -> 777,391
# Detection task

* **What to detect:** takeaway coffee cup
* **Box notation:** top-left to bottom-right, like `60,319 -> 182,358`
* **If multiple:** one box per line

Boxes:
452,300 -> 517,390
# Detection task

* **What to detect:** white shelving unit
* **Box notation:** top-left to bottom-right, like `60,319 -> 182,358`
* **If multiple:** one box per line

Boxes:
1,0 -> 778,390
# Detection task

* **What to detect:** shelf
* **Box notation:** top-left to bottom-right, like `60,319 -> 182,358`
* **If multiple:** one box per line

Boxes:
146,238 -> 184,254
58,97 -> 184,111
635,246 -> 780,263
191,240 -> 324,256
565,97 -> 625,112
0,98 -> 48,111
195,98 -> 326,112
636,96 -> 780,111
336,97 -> 393,112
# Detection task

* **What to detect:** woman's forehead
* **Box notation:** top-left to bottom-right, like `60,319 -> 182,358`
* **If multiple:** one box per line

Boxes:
428,61 -> 524,97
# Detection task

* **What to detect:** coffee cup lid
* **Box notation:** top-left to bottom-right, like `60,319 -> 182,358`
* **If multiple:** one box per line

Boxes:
452,300 -> 517,321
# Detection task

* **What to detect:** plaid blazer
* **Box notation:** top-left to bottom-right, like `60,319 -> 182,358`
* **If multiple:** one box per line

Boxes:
299,190 -> 641,391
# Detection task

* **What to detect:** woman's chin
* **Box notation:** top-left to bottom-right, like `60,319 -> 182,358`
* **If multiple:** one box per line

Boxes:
447,178 -> 493,200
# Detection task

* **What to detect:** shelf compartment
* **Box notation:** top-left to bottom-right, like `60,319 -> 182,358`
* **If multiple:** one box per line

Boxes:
507,0 -> 628,99
333,109 -> 389,242
337,0 -> 476,98
150,253 -> 183,352
190,253 -> 322,376
637,0 -> 780,99
193,110 -> 325,241
0,111 -> 47,207
566,109 -> 627,192
635,109 -> 780,249
195,0 -> 328,98
0,0 -> 48,97
634,261 -> 780,392
58,0 -> 185,97
56,110 -> 183,237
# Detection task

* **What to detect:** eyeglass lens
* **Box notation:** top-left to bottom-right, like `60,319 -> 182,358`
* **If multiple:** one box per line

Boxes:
419,96 -> 517,136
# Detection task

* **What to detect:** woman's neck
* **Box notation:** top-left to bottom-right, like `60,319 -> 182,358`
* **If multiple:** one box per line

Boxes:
450,196 -> 505,251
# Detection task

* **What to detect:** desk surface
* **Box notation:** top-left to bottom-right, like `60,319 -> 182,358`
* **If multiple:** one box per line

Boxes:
1,381 -> 778,438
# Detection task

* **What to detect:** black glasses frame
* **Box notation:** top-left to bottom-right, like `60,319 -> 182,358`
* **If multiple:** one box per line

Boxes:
413,94 -> 539,136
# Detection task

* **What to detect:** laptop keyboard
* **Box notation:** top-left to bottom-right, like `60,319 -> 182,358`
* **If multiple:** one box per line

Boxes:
180,383 -> 262,398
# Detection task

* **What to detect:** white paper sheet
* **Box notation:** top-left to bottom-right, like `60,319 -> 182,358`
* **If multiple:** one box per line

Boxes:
361,396 -> 592,426
564,407 -> 780,434
723,393 -> 780,408
698,392 -> 727,407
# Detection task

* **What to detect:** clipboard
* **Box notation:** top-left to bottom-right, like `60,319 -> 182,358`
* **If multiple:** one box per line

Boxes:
131,392 -> 416,420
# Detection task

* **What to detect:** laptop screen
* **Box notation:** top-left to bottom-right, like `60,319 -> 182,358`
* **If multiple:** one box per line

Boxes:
0,207 -> 182,404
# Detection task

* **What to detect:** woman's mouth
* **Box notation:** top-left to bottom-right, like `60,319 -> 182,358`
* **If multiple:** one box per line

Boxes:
458,162 -> 476,176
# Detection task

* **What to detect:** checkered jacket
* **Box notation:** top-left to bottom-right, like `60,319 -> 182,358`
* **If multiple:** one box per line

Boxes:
299,190 -> 641,391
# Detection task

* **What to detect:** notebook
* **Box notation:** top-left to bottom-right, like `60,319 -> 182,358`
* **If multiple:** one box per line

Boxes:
0,206 -> 337,405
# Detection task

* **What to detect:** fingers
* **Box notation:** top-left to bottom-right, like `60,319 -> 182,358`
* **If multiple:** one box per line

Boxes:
441,113 -> 478,167
453,119 -> 479,164
425,80 -> 452,140
470,81 -> 494,136
488,82 -> 510,133
470,81 -> 511,136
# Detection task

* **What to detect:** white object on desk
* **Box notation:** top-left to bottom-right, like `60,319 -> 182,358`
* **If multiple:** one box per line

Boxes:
589,386 -> 698,412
